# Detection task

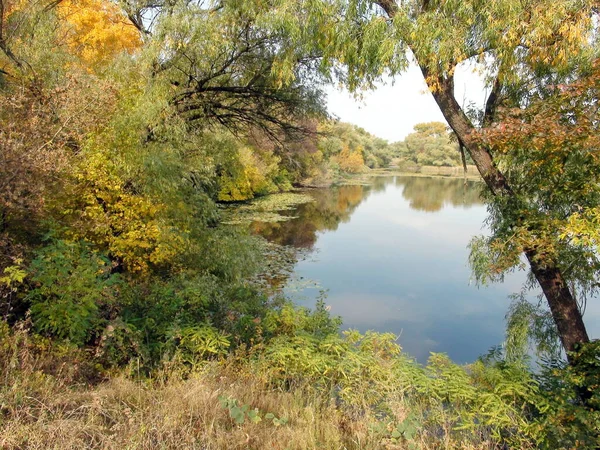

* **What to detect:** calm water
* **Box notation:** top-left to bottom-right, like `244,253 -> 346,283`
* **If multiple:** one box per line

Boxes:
251,176 -> 599,364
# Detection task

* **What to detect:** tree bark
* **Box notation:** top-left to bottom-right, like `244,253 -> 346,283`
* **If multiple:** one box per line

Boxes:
525,250 -> 589,357
420,69 -> 512,196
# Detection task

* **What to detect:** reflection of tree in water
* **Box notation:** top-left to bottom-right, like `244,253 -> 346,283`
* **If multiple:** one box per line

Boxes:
370,176 -> 390,193
250,184 -> 369,249
251,177 -> 482,249
397,176 -> 482,212
251,176 -> 482,292
250,184 -> 372,292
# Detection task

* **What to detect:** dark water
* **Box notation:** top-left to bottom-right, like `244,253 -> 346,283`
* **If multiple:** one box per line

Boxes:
251,176 -> 599,364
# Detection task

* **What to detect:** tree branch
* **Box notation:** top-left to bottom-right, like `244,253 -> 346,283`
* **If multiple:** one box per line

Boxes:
375,0 -> 399,17
483,74 -> 502,127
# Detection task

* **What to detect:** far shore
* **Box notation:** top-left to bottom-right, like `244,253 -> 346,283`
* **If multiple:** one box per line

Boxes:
329,164 -> 482,187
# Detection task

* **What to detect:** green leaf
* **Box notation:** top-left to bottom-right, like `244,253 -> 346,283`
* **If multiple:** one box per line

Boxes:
230,406 -> 245,425
248,409 -> 262,424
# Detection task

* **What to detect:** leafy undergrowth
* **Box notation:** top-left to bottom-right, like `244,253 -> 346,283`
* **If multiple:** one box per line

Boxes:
1,308 -> 598,450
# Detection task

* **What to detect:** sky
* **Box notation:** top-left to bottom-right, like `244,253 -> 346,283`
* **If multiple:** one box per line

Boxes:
325,62 -> 489,143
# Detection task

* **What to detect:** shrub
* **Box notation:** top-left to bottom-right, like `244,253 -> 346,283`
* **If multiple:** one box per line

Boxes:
27,239 -> 120,346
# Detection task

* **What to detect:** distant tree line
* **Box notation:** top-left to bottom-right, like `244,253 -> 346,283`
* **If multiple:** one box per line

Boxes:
391,122 -> 468,167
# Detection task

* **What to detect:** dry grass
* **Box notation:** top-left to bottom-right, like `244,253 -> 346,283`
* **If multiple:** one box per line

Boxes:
1,362 -> 364,449
0,327 -> 512,450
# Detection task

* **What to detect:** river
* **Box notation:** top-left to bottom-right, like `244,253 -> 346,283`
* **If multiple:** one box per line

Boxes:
249,175 -> 599,364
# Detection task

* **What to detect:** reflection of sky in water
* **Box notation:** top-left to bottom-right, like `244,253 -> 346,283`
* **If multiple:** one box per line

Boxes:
280,177 -> 600,364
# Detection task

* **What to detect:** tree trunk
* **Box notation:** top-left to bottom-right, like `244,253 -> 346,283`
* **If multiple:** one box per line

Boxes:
525,250 -> 589,358
426,71 -> 589,358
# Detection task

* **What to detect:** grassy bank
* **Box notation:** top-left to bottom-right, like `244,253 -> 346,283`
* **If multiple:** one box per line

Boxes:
328,165 -> 482,187
2,306 -> 597,450
0,363 -> 513,450
0,328 -> 528,450
371,164 -> 481,180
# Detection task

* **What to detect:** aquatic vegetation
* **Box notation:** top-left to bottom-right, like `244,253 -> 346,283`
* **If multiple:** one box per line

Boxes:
221,192 -> 315,225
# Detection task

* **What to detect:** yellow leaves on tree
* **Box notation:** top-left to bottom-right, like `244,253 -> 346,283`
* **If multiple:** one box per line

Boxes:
517,4 -> 592,68
61,148 -> 185,275
218,146 -> 280,201
58,0 -> 141,69
336,144 -> 365,173
1,0 -> 25,17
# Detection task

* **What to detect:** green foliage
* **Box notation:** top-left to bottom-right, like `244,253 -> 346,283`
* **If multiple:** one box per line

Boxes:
217,146 -> 281,201
114,273 -> 274,366
95,318 -> 146,368
504,294 -> 562,362
27,239 -> 120,345
398,122 -> 464,167
147,0 -> 327,137
0,260 -> 27,292
319,121 -> 395,173
219,395 -> 261,425
248,302 -> 558,448
218,395 -> 287,426
214,119 -> 397,202
244,301 -> 597,449
533,341 -> 600,449
370,414 -> 420,449
390,415 -> 419,447
468,64 -> 600,359
175,325 -> 230,362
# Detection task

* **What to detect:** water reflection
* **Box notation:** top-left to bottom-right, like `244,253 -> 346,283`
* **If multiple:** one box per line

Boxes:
252,175 -> 600,363
399,177 -> 482,212
250,184 -> 367,249
253,176 -> 515,363
252,176 -> 483,250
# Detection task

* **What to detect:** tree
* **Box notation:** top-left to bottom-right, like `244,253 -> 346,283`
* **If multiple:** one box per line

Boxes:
0,0 -> 282,351
403,122 -> 462,167
318,121 -> 393,171
471,61 -> 600,357
58,0 -> 141,70
239,0 -> 598,360
132,0 -> 328,140
364,0 -> 597,359
0,0 -> 141,76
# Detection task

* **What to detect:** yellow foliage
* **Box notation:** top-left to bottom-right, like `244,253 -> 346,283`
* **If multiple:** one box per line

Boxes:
58,0 -> 141,69
61,148 -> 185,275
2,0 -> 25,16
218,146 -> 280,201
336,144 -> 364,173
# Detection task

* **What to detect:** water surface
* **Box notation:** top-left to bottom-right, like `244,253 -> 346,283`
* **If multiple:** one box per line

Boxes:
251,176 -> 599,363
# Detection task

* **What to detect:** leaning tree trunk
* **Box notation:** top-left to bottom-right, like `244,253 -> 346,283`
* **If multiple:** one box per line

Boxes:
419,68 -> 590,361
525,251 -> 590,356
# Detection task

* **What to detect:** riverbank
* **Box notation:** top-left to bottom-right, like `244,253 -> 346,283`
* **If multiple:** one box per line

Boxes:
358,164 -> 481,182
296,164 -> 481,189
0,310 -> 567,450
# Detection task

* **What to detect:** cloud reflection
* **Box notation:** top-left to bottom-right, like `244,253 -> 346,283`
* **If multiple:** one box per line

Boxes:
256,176 -> 600,363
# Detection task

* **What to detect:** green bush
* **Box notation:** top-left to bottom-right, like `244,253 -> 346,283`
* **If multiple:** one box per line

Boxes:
533,341 -> 600,449
27,239 -> 120,346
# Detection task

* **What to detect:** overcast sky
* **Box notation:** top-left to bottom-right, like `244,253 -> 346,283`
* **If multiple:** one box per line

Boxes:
326,63 -> 489,143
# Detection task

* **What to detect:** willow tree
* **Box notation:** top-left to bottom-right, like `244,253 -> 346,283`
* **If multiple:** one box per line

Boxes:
231,0 -> 599,359
119,0 -> 327,141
